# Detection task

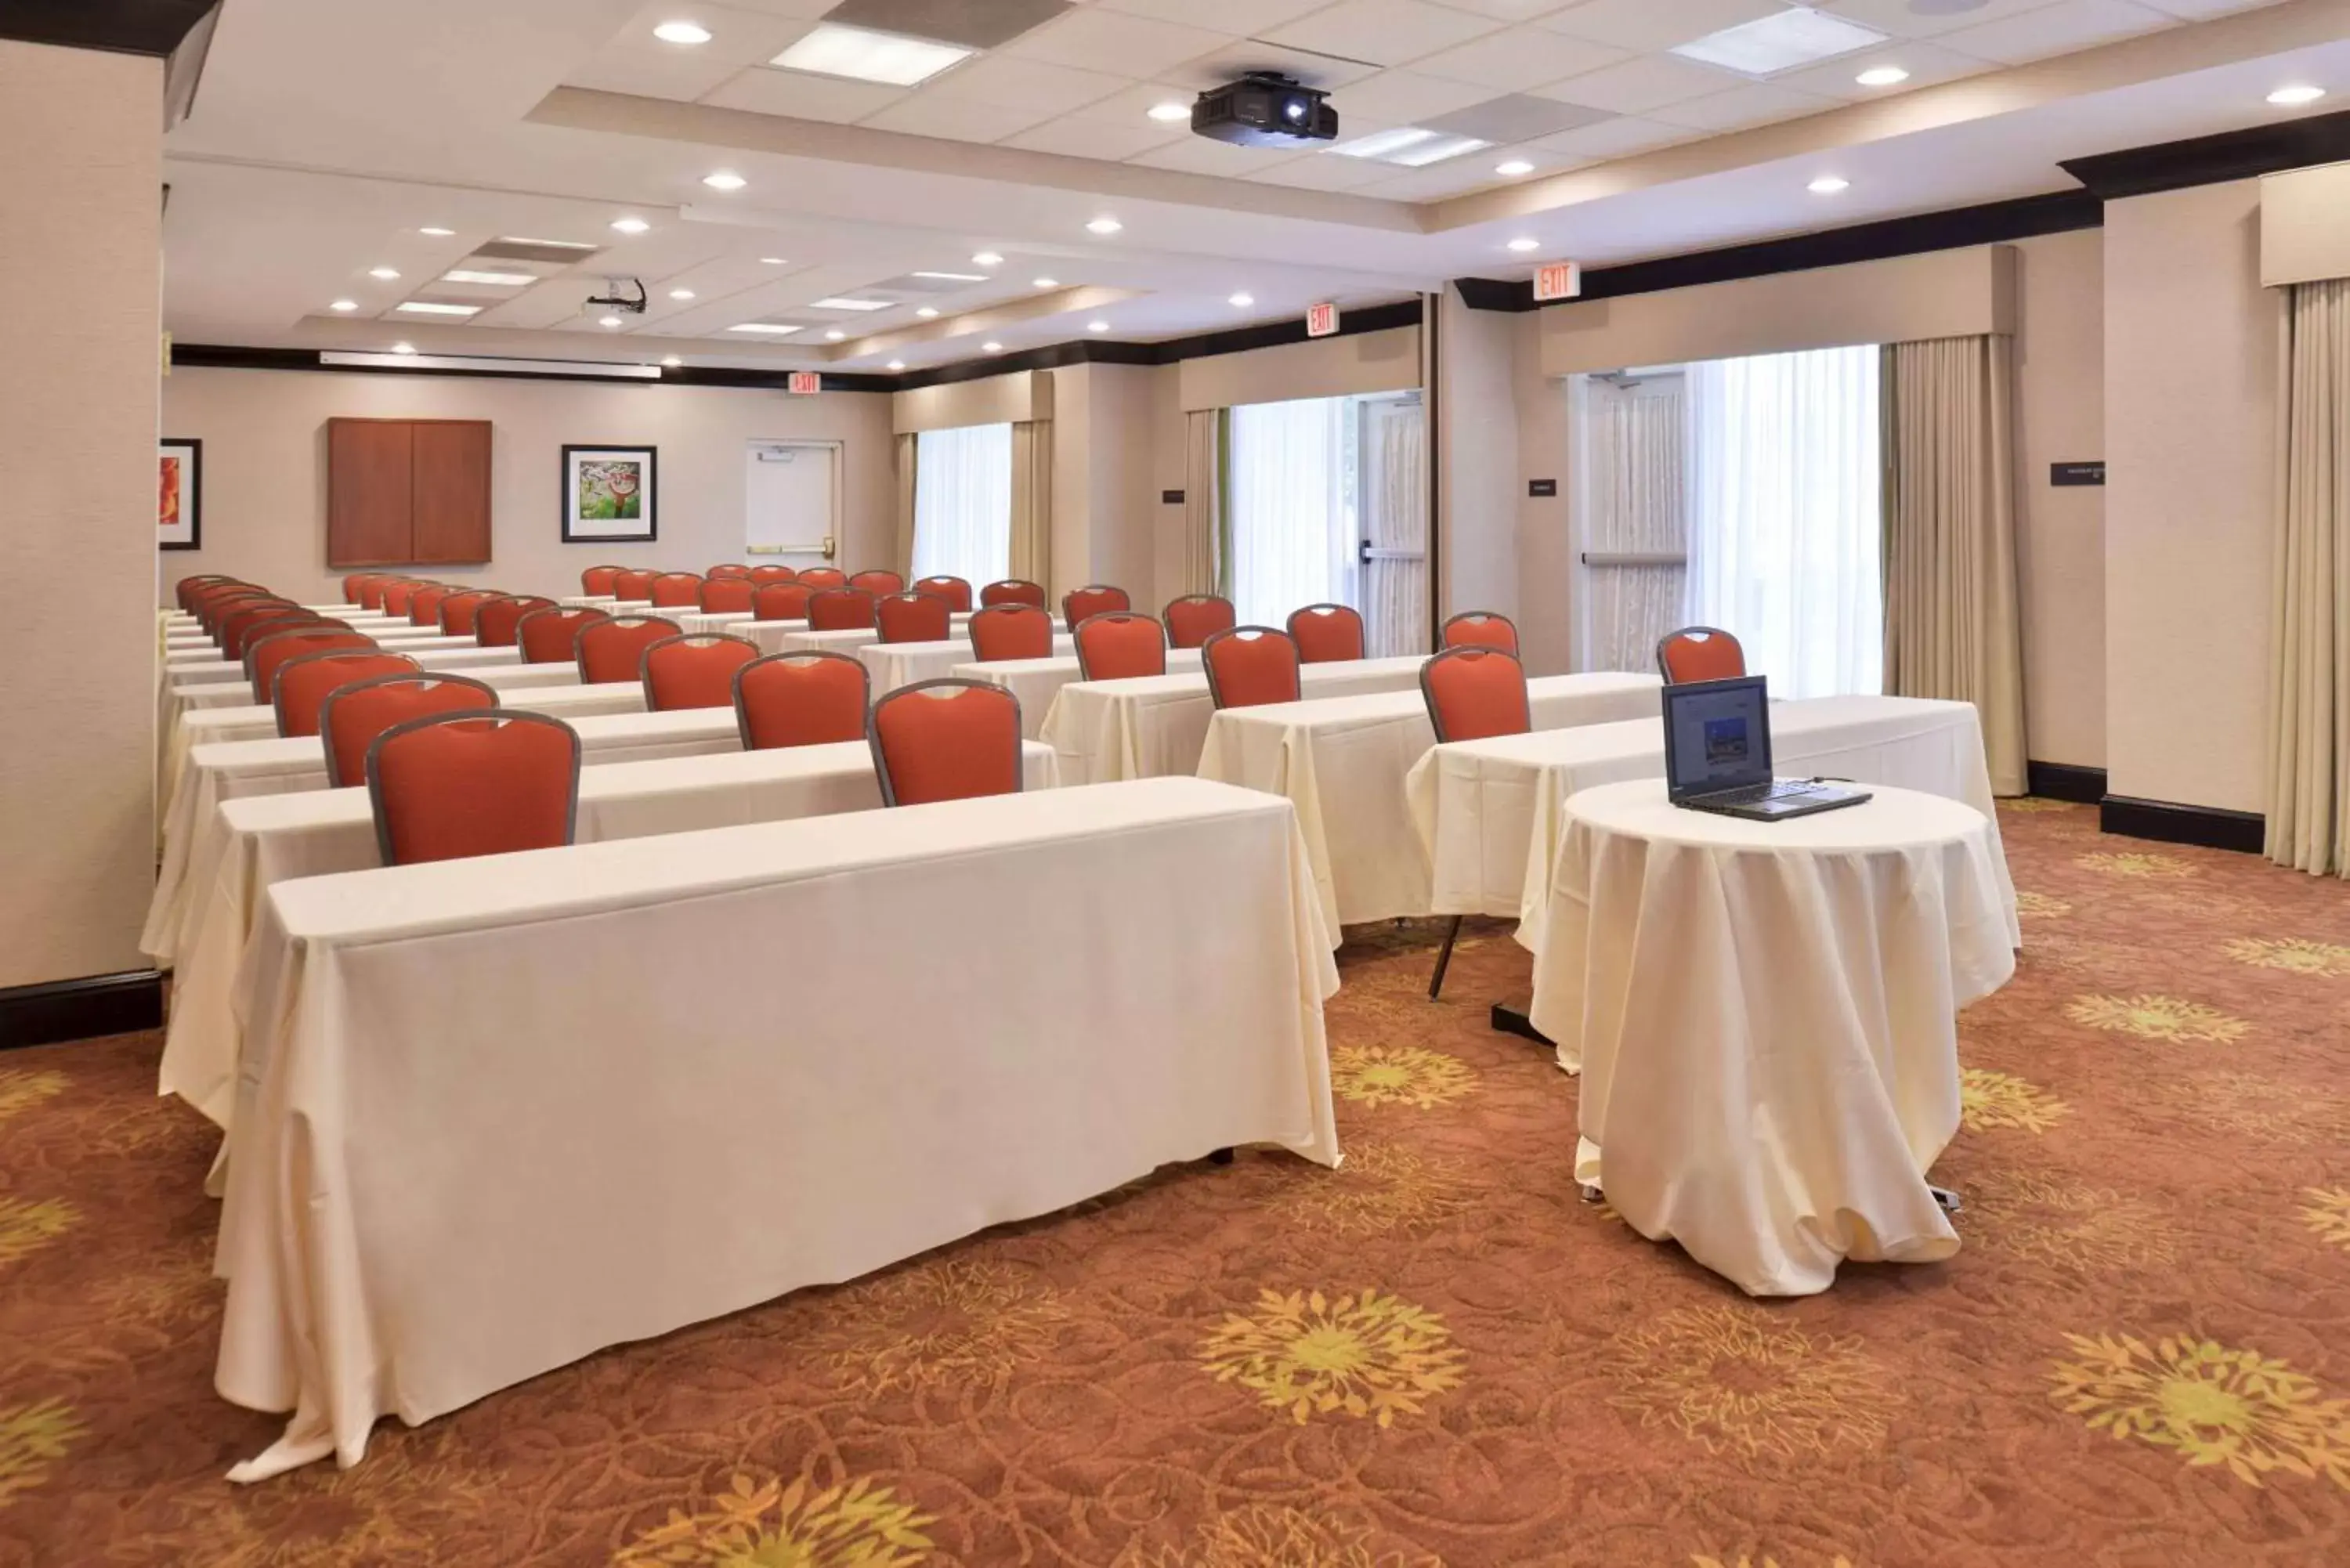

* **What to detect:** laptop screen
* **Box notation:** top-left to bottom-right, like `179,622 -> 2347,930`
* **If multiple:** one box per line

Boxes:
1663,676 -> 1772,799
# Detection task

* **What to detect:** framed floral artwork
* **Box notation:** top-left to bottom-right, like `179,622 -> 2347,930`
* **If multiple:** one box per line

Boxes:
562,445 -> 657,543
160,439 -> 202,551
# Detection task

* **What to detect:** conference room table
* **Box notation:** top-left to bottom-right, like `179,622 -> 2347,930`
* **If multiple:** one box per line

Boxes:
167,634 -> 494,677
1403,694 -> 2019,953
161,739 -> 1064,1145
555,596 -> 656,612
951,649 -> 1209,740
859,634 -> 1080,697
1195,672 -> 1663,933
674,610 -> 1066,641
212,775 -> 1341,1479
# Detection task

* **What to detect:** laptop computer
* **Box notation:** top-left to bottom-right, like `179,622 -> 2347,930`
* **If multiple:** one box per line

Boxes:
1661,675 -> 1871,822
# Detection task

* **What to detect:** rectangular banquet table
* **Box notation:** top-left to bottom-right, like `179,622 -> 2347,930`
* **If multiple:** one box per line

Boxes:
1403,694 -> 2019,950
213,775 -> 1341,1478
1039,654 -> 1432,785
946,648 -> 1209,740
168,634 -> 493,675
723,615 -> 1065,655
859,634 -> 1078,697
161,739 -> 1064,1139
1195,672 -> 1663,932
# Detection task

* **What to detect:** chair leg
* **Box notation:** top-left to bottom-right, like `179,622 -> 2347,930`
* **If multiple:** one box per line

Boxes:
1427,916 -> 1463,1000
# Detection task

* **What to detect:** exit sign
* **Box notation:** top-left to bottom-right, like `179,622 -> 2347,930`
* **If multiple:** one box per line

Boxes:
1305,301 -> 1340,338
1534,262 -> 1582,302
786,371 -> 822,396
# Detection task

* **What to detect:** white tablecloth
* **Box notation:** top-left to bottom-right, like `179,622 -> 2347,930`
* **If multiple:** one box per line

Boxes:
1527,779 -> 2015,1297
168,634 -> 495,677
215,776 -> 1340,1477
860,634 -> 1078,697
728,614 -> 1063,656
1196,673 -> 1662,932
161,740 -> 1063,1138
1403,695 -> 2019,950
555,596 -> 655,612
953,648 -> 1205,740
1039,654 -> 1430,785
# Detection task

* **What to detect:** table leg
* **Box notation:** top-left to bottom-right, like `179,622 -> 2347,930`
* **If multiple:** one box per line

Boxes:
1489,1004 -> 1553,1047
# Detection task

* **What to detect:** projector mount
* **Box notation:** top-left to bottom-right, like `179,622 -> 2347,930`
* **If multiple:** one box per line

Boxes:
584,278 -> 648,316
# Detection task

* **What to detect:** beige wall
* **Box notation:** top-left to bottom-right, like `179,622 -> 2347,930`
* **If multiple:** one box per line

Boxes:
2260,161 -> 2350,287
1083,363 -> 1159,602
1435,290 -> 1522,630
1148,364 -> 1188,609
1,42 -> 162,992
158,367 -> 896,603
1510,312 -> 1576,675
1178,326 -> 1421,411
2104,179 -> 2278,814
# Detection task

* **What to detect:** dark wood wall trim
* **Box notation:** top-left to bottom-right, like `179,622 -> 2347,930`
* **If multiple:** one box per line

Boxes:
2026,761 -> 2108,804
2100,795 -> 2266,855
172,345 -> 896,394
0,970 -> 164,1051
0,0 -> 220,56
2060,106 -> 2350,201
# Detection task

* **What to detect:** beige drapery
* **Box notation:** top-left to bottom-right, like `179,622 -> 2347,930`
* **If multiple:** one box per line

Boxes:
1008,420 -> 1051,589
1181,409 -> 1227,598
1879,334 -> 2028,797
2265,277 -> 2350,876
891,433 -> 918,577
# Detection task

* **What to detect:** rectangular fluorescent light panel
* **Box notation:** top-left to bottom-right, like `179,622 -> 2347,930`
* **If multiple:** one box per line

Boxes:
1329,126 -> 1489,167
394,301 -> 483,316
497,236 -> 596,250
442,269 -> 536,286
772,23 -> 973,86
911,271 -> 986,282
808,296 -> 894,311
1671,7 -> 1885,76
728,323 -> 808,334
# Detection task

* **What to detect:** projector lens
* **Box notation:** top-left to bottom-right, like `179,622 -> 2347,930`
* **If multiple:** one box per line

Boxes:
1283,97 -> 1307,121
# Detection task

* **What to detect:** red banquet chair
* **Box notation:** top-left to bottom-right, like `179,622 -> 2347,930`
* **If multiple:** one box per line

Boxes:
981,579 -> 1046,609
224,608 -> 328,662
1062,583 -> 1130,629
247,627 -> 378,704
379,580 -> 427,618
876,592 -> 952,644
748,565 -> 797,585
1288,603 -> 1365,664
613,569 -> 659,602
1072,612 -> 1166,681
576,615 -> 681,685
365,710 -> 581,867
849,569 -> 905,597
1443,610 -> 1519,654
580,565 -> 627,596
352,576 -> 400,611
641,634 -> 760,712
185,580 -> 253,620
1658,626 -> 1746,684
340,572 -> 382,604
317,671 -> 497,788
1200,627 -> 1300,710
868,680 -> 1023,807
797,567 -> 848,591
1420,645 -> 1534,999
177,575 -> 238,610
515,607 -> 610,666
733,651 -> 870,751
699,576 -> 757,614
967,604 -> 1054,662
1163,594 -> 1235,649
437,591 -> 501,636
911,575 -> 971,612
408,584 -> 456,628
649,572 -> 704,609
752,582 -> 815,623
707,564 -> 754,580
807,590 -> 877,631
476,595 -> 555,649
271,650 -> 422,739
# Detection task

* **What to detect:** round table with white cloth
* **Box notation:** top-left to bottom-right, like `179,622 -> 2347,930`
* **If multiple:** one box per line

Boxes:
1526,778 -> 2016,1298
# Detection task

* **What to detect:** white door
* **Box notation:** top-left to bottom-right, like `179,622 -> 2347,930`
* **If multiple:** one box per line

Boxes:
744,442 -> 839,566
1357,394 -> 1429,656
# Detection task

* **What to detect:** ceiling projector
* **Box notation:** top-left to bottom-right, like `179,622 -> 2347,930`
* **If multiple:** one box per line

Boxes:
1192,73 -> 1336,148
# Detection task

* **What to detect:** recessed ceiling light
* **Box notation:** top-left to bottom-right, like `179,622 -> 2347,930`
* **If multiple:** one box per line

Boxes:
611,218 -> 651,235
368,266 -> 400,280
1330,127 -> 1488,167
912,270 -> 985,282
1032,276 -> 1059,289
1673,7 -> 1885,75
2269,85 -> 2326,106
983,341 -> 1004,352
809,296 -> 892,311
1506,237 -> 1540,253
1088,320 -> 1109,332
1495,158 -> 1535,176
759,256 -> 787,266
330,299 -> 358,312
728,322 -> 802,334
702,172 -> 747,191
1148,101 -> 1190,123
653,20 -> 712,45
1808,175 -> 1849,194
443,269 -> 534,286
916,306 -> 940,319
887,359 -> 906,370
662,356 -> 684,367
600,315 -> 625,327
1228,293 -> 1254,307
772,22 -> 972,86
392,342 -> 417,355
824,330 -> 845,341
669,288 -> 696,301
396,301 -> 483,316
972,251 -> 1003,267
1086,217 -> 1123,235
1856,65 -> 1910,87
419,226 -> 456,237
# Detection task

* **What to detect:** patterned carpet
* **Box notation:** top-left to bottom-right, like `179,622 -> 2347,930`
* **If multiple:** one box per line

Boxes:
2,800 -> 2348,1567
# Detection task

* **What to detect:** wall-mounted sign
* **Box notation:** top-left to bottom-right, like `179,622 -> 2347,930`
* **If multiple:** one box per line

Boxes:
1162,490 -> 1186,505
1528,478 -> 1558,498
1534,262 -> 1582,303
1305,301 -> 1340,338
786,371 -> 822,396
2051,461 -> 2105,486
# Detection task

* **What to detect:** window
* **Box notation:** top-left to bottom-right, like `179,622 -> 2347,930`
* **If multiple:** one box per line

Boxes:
1227,397 -> 1354,627
912,423 -> 1012,585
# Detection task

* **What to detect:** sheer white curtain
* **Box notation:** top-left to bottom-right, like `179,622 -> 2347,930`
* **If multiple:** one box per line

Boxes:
1227,396 -> 1351,627
1686,345 -> 1882,698
1578,373 -> 1689,672
911,423 -> 1012,586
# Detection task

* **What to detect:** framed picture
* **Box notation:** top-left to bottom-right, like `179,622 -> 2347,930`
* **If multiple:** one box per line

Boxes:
561,445 -> 657,543
159,439 -> 202,551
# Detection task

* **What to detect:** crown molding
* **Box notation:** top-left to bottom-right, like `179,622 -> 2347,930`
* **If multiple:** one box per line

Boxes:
2060,105 -> 2350,201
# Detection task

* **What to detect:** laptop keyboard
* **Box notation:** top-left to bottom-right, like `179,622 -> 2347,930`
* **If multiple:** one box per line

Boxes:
1701,780 -> 1820,806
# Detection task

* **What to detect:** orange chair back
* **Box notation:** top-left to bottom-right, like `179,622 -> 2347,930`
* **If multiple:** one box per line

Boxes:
981,579 -> 1046,609
1421,647 -> 1531,743
178,575 -> 238,609
868,680 -> 1023,807
365,710 -> 580,867
876,592 -> 952,644
380,581 -> 425,617
707,564 -> 754,580
249,628 -> 378,704
752,582 -> 815,623
580,565 -> 625,595
1062,584 -> 1130,628
613,568 -> 658,602
214,598 -> 295,642
911,575 -> 971,612
1443,611 -> 1518,654
318,672 -> 497,788
224,608 -> 324,660
748,565 -> 797,585
642,634 -> 760,711
1073,612 -> 1166,681
515,607 -> 609,666
849,569 -> 906,596
967,604 -> 1054,662
476,595 -> 555,649
649,572 -> 703,608
272,651 -> 421,738
699,577 -> 756,613
797,567 -> 848,591
1163,594 -> 1235,649
408,584 -> 454,627
194,590 -> 265,635
807,590 -> 877,631
577,615 -> 681,685
1201,627 -> 1300,710
1658,626 -> 1746,684
438,591 -> 499,635
354,576 -> 397,611
734,651 -> 870,750
1288,603 -> 1365,664
188,582 -> 256,622
340,573 -> 379,603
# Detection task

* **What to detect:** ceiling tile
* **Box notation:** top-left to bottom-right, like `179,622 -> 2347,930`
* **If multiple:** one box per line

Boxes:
1126,136 -> 1306,175
1435,0 -> 1576,19
1003,9 -> 1235,78
858,92 -> 1058,142
1816,0 -> 2088,41
1242,151 -> 1414,190
562,3 -> 814,102
701,67 -> 908,120
1358,157 -> 1514,199
1095,0 -> 1334,31
1000,114 -> 1189,161
1329,69 -> 1498,125
926,53 -> 1131,113
1932,0 -> 2173,64
1264,0 -> 1506,69
1538,0 -> 1787,52
1413,24 -> 1629,91
1537,52 -> 1744,114
1170,41 -> 1383,91
690,0 -> 835,15
1768,38 -> 1993,100
1424,92 -> 1609,141
1527,113 -> 1693,157
1649,80 -> 1838,132
2130,0 -> 2288,13
825,0 -> 1074,50
1081,79 -> 1212,121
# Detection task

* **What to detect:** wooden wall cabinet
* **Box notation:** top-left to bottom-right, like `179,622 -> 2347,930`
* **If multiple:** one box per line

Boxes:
327,417 -> 492,568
